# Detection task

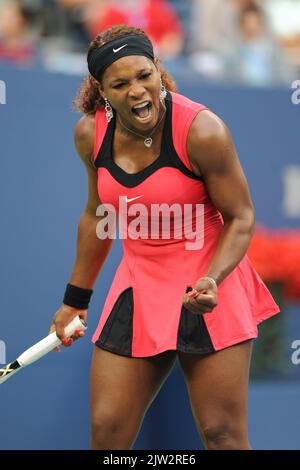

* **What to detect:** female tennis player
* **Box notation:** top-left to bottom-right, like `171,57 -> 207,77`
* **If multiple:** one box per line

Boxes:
50,25 -> 280,450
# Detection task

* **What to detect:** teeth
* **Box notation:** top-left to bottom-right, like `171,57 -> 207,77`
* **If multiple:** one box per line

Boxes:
133,101 -> 150,110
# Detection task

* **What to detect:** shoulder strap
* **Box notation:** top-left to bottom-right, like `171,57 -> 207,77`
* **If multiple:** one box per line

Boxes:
93,108 -> 108,162
171,92 -> 208,172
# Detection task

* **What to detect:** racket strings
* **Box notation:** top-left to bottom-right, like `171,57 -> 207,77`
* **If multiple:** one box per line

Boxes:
0,360 -> 19,377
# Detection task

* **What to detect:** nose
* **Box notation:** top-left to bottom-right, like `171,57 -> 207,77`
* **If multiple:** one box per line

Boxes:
128,83 -> 146,100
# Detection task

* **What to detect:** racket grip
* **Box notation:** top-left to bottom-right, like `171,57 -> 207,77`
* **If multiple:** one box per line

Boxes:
17,316 -> 86,367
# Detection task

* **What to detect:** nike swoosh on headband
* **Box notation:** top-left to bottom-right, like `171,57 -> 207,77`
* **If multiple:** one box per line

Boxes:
113,44 -> 128,53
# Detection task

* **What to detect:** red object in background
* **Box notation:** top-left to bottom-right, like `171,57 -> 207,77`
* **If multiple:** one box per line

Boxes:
89,0 -> 183,52
0,42 -> 35,65
248,227 -> 300,301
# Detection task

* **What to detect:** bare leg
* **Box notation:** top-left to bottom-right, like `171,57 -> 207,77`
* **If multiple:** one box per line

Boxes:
178,340 -> 253,450
90,347 -> 177,450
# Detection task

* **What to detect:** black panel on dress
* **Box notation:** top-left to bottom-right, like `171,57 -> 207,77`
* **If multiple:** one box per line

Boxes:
94,92 -> 203,188
95,287 -> 134,357
176,287 -> 215,354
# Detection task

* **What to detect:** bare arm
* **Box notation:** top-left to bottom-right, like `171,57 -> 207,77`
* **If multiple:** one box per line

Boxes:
183,110 -> 255,314
68,114 -> 113,289
188,110 -> 255,285
51,114 -> 113,340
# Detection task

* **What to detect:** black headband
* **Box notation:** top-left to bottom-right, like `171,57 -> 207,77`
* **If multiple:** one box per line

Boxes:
87,34 -> 155,82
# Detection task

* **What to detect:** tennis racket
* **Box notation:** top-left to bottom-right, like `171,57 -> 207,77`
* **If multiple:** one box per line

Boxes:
0,316 -> 86,385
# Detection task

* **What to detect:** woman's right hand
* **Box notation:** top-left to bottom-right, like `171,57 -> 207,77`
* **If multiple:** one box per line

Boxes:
49,305 -> 87,352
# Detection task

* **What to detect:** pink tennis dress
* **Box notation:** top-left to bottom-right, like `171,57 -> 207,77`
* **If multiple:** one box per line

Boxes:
91,91 -> 280,357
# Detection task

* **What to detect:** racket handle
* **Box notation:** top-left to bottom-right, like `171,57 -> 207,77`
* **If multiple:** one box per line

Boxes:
17,316 -> 86,367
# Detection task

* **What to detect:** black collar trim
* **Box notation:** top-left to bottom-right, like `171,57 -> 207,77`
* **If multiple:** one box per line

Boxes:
94,91 -> 203,188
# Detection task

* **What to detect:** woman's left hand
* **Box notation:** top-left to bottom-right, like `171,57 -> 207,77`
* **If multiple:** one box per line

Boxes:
182,277 -> 218,315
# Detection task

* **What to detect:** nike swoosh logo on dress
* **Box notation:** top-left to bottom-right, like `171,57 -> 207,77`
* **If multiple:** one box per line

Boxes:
125,195 -> 143,203
113,44 -> 128,53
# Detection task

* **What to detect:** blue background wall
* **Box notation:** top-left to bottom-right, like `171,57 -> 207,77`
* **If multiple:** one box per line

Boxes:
0,67 -> 299,449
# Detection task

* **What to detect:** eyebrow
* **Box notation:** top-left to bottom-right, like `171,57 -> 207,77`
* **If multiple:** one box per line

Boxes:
110,68 -> 151,84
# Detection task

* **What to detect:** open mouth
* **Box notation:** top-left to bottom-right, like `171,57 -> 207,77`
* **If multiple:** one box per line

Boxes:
131,101 -> 153,120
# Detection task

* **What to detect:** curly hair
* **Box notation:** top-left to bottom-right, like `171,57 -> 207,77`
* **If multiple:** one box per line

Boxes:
74,24 -> 177,115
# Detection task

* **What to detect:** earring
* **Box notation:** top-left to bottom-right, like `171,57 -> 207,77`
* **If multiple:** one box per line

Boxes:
104,97 -> 114,122
160,80 -> 167,101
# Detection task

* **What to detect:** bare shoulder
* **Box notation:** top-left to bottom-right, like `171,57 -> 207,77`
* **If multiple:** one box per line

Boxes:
188,109 -> 230,147
74,114 -> 95,163
187,109 -> 235,175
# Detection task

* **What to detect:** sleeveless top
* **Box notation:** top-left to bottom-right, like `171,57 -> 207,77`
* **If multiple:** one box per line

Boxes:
91,91 -> 279,357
